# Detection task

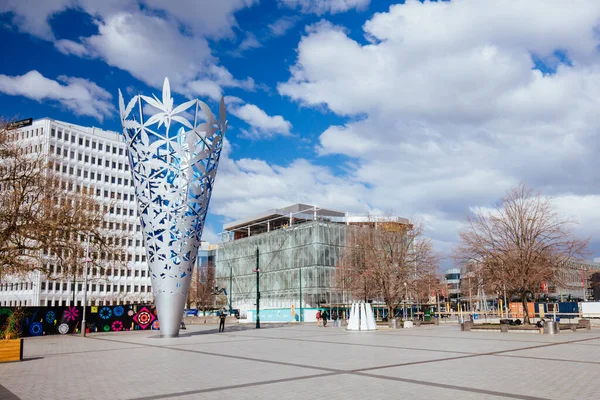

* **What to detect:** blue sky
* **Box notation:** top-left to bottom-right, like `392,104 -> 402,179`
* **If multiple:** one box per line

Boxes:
2,0 -> 600,264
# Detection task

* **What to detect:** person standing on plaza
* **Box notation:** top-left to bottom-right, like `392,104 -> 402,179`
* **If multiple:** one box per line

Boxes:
331,310 -> 338,327
322,309 -> 328,327
316,310 -> 321,327
219,310 -> 226,332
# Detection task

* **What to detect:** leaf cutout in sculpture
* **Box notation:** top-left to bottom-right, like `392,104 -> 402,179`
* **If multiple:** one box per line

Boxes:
172,99 -> 196,116
198,101 -> 215,125
219,97 -> 226,125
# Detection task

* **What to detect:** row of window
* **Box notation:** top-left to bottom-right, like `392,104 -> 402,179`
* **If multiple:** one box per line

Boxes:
51,127 -> 126,156
45,264 -> 148,277
0,282 -> 33,291
52,160 -> 132,186
0,299 -> 151,307
50,151 -> 132,181
11,127 -> 43,141
0,281 -> 152,294
40,281 -> 151,294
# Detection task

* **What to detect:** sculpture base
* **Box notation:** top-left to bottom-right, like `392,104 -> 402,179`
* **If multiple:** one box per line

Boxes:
154,292 -> 187,338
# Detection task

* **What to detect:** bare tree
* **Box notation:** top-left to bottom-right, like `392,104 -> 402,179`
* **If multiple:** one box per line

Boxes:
337,219 -> 440,318
0,119 -> 124,288
455,184 -> 589,324
187,261 -> 216,321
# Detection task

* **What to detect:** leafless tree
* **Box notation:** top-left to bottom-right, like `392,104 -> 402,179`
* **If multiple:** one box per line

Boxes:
187,261 -> 216,321
455,184 -> 589,324
337,218 -> 440,318
0,119 -> 124,288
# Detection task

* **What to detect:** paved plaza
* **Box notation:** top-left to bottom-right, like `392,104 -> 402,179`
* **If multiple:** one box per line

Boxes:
1,323 -> 599,399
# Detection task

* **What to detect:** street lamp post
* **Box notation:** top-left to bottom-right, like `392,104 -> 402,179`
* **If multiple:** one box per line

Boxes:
404,282 -> 408,320
81,234 -> 91,337
253,247 -> 261,329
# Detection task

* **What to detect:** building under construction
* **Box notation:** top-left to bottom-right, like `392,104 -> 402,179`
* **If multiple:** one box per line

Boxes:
215,204 -> 408,322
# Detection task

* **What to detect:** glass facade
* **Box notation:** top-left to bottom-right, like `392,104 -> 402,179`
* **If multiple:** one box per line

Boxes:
215,221 -> 347,313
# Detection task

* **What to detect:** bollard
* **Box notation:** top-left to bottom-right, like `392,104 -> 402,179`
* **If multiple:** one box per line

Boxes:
579,319 -> 591,330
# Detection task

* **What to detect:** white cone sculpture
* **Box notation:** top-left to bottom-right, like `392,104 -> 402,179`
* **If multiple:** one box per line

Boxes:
365,303 -> 377,330
119,78 -> 227,337
347,302 -> 377,331
347,303 -> 359,330
359,303 -> 368,330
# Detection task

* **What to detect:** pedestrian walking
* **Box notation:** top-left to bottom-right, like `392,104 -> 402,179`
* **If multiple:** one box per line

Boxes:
316,310 -> 321,327
219,310 -> 226,332
322,310 -> 328,327
331,310 -> 338,327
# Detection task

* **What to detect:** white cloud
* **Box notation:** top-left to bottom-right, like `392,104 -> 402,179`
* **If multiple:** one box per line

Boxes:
185,80 -> 223,101
229,103 -> 292,139
55,39 -> 90,57
212,153 -> 371,220
238,32 -> 262,52
1,0 -> 257,98
268,16 -> 300,37
275,0 -> 600,258
85,12 -> 214,90
279,0 -> 370,15
0,70 -> 113,121
0,0 -> 71,40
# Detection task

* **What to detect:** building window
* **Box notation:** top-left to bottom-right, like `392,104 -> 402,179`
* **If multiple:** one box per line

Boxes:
92,141 -> 97,149
99,143 -> 103,151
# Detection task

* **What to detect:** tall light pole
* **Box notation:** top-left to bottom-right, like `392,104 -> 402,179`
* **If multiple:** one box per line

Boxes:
253,247 -> 261,329
299,266 -> 303,322
404,282 -> 408,319
81,234 -> 91,337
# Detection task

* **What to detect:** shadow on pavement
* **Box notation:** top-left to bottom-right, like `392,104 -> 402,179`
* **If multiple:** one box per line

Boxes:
177,323 -> 293,337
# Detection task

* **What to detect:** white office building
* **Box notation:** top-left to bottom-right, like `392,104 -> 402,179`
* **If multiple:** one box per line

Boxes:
0,118 -> 153,307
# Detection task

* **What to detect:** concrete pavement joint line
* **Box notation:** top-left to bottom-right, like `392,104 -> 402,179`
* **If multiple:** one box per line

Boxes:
262,335 -> 477,356
126,372 -> 343,400
161,337 -> 274,349
90,336 -> 342,373
353,372 -> 551,400
495,354 -> 600,365
0,382 -> 21,400
352,334 -> 600,373
25,344 -> 147,359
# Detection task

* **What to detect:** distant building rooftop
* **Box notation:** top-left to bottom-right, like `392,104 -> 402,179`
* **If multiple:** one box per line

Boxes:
222,203 -> 409,241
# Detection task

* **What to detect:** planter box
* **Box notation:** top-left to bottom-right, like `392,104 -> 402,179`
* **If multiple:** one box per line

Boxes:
0,339 -> 23,363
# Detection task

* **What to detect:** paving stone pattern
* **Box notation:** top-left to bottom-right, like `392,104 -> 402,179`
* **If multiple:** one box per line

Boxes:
0,324 -> 599,399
